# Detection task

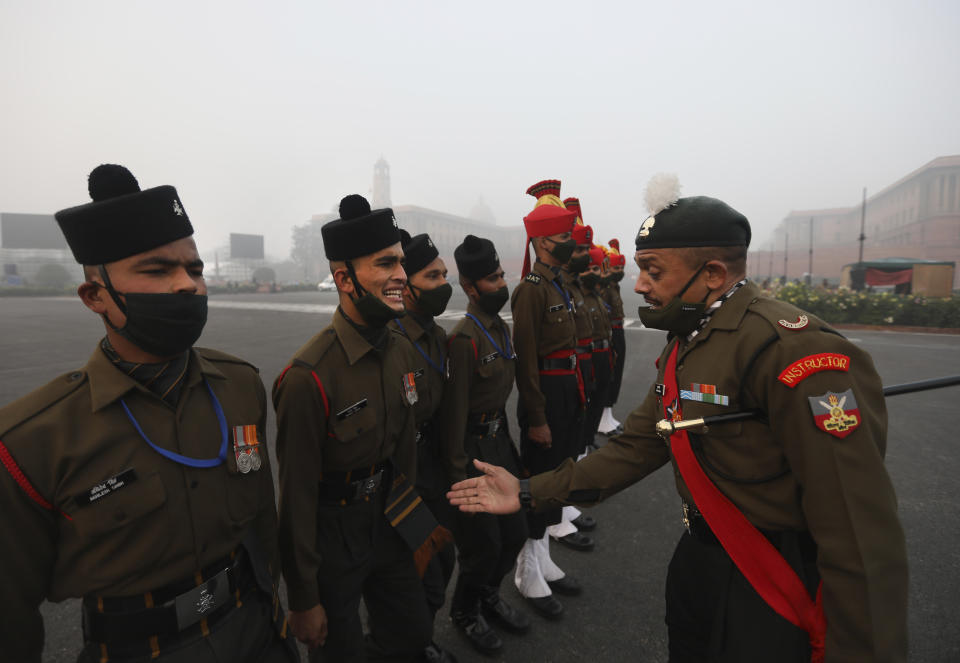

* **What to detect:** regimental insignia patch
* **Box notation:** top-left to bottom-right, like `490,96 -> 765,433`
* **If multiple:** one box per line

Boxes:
778,353 -> 850,388
403,372 -> 419,405
232,425 -> 262,473
778,315 -> 809,330
680,383 -> 730,406
525,273 -> 542,284
808,389 -> 861,439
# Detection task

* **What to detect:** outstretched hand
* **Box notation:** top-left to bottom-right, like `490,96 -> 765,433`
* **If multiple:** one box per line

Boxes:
447,459 -> 523,514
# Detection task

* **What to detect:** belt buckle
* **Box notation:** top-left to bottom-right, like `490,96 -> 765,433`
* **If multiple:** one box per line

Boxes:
174,567 -> 231,631
357,471 -> 381,497
489,419 -> 500,436
681,503 -> 692,532
568,355 -> 577,370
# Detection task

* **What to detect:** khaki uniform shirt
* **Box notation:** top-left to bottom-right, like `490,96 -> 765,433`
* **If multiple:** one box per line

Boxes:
0,346 -> 278,663
583,287 -> 612,343
561,269 -> 594,342
601,282 -> 625,321
272,309 -> 419,610
530,282 -> 907,662
510,261 -> 578,427
389,313 -> 447,427
438,301 -> 516,483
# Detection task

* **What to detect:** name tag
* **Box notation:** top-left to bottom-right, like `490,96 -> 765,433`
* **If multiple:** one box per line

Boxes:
655,384 -> 666,396
480,352 -> 499,365
336,398 -> 368,421
548,304 -> 564,313
75,468 -> 138,507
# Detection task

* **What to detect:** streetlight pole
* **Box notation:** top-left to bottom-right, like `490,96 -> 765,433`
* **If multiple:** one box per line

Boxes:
857,187 -> 867,290
807,217 -> 814,286
783,230 -> 789,283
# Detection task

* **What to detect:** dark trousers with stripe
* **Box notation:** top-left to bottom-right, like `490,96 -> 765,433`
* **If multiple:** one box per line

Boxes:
581,348 -> 613,454
451,426 -> 529,614
519,372 -> 582,538
665,527 -> 819,663
311,495 -> 432,662
605,327 -> 626,407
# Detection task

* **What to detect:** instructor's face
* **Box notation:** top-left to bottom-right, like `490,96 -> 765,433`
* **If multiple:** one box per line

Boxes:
633,248 -> 704,310
351,243 -> 407,312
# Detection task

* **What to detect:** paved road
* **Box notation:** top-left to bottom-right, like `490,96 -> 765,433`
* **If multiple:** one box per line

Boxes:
1,292 -> 958,662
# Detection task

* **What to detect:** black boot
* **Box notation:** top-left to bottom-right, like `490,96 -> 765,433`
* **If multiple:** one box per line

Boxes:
451,609 -> 503,656
480,588 -> 531,634
423,641 -> 458,663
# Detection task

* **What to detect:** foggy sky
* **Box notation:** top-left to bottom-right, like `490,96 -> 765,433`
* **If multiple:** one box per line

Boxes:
2,1 -> 958,261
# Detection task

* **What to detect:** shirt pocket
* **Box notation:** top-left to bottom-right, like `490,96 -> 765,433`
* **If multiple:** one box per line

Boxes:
66,471 -> 170,585
224,427 -> 264,526
331,400 -> 379,443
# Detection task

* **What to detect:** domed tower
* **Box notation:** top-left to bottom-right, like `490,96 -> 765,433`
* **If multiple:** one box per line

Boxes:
372,157 -> 392,208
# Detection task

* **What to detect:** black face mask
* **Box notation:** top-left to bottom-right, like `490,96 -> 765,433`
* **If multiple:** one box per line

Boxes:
610,271 -> 625,283
580,272 -> 601,290
476,285 -> 509,315
98,265 -> 207,358
346,261 -> 404,328
567,254 -> 591,274
637,263 -> 710,336
410,282 -> 453,317
545,237 -> 576,264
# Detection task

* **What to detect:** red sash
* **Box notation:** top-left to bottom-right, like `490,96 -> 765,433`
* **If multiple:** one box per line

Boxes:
661,342 -> 826,662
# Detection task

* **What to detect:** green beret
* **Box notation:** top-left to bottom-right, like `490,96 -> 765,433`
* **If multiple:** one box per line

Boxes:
635,196 -> 751,250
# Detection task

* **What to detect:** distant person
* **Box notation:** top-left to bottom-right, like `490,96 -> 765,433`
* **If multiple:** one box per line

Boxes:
598,240 -> 628,436
0,164 -> 297,662
448,176 -> 907,662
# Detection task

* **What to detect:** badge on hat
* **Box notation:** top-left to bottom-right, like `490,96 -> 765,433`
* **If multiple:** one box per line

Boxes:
232,425 -> 262,473
403,372 -> 419,405
807,389 -> 861,439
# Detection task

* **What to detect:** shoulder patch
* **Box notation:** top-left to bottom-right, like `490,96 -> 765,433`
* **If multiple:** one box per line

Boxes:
194,347 -> 258,372
0,370 -> 87,437
291,326 -> 338,367
808,389 -> 861,438
777,353 -> 851,388
777,315 -> 809,330
525,273 -> 542,284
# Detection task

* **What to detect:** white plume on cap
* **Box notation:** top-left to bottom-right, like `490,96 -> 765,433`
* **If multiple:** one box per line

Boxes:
644,173 -> 682,215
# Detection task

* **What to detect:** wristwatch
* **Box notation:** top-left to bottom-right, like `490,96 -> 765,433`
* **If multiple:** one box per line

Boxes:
518,478 -> 533,511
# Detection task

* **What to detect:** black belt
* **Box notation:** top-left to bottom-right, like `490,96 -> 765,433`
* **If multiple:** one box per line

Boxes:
318,463 -> 388,503
82,547 -> 256,646
538,355 -> 577,371
467,411 -> 506,437
681,502 -> 817,557
593,339 -> 611,350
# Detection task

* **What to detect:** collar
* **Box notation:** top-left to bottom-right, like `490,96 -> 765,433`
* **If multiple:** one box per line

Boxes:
466,299 -> 503,329
333,307 -> 379,366
680,280 -> 755,351
533,260 -> 562,282
87,345 -> 225,413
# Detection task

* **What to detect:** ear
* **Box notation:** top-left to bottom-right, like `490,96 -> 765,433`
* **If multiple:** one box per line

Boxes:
332,267 -> 354,294
703,260 -> 729,290
78,281 -> 107,314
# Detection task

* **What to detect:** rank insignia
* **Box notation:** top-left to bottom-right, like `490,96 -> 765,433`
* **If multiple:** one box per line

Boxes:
525,273 -> 542,284
403,372 -> 419,405
778,315 -> 809,330
680,383 -> 730,406
232,425 -> 262,473
808,389 -> 861,439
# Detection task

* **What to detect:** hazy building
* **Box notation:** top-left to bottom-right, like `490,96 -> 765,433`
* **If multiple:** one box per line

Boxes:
294,159 -> 527,282
0,212 -> 81,286
750,155 -> 960,288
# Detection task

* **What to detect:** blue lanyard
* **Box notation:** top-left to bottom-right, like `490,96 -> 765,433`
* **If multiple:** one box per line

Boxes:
549,279 -> 574,312
120,379 -> 228,468
394,319 -> 445,375
465,313 -> 515,360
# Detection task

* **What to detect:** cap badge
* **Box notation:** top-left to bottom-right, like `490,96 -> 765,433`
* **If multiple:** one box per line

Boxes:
638,216 -> 656,238
172,199 -> 185,216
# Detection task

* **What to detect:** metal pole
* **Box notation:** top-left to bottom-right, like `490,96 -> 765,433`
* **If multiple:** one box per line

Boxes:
807,217 -> 814,286
783,231 -> 789,282
857,188 -> 867,290
768,240 -> 774,281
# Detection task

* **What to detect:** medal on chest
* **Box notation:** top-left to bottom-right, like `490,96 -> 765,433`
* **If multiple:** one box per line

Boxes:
233,424 -> 262,473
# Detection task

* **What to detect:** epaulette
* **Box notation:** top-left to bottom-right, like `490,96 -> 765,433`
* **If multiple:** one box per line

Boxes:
0,369 -> 88,437
291,326 -> 338,368
746,295 -> 838,338
194,347 -> 259,372
525,273 -> 542,284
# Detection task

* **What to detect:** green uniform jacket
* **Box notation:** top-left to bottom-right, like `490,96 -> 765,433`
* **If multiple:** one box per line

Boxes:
600,281 -> 625,321
529,282 -> 908,662
0,346 -> 279,663
438,301 -> 516,484
583,287 -> 612,343
389,314 -> 447,427
510,261 -> 578,427
272,309 -> 420,611
561,269 -> 594,343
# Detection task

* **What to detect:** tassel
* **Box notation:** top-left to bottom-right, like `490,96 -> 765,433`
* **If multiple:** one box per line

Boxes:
413,525 -> 454,578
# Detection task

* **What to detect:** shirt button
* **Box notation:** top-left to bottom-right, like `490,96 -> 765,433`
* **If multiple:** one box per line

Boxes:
190,480 -> 199,489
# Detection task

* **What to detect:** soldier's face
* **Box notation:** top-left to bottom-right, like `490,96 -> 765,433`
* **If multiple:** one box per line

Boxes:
82,237 -> 206,324
351,243 -> 407,312
633,248 -> 706,309
580,264 -> 602,279
404,256 -> 448,309
474,268 -> 506,295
